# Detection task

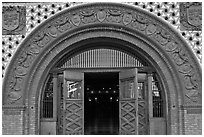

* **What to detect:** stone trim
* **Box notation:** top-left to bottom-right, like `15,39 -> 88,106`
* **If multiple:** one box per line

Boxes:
186,109 -> 202,114
3,105 -> 27,110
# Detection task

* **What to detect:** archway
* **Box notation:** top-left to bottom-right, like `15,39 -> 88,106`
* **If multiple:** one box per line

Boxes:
2,3 -> 201,135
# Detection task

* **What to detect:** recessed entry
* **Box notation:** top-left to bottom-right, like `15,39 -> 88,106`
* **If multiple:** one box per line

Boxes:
84,72 -> 119,135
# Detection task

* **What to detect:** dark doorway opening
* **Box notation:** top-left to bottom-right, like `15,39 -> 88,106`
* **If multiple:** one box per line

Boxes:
84,72 -> 119,135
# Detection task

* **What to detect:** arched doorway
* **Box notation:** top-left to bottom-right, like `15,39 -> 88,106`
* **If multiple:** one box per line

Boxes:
2,3 -> 201,135
40,45 -> 166,135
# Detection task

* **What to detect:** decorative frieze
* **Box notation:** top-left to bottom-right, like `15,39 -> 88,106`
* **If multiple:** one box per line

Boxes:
3,3 -> 201,106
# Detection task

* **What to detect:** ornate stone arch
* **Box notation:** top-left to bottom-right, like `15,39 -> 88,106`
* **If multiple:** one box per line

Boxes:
2,2 -> 201,135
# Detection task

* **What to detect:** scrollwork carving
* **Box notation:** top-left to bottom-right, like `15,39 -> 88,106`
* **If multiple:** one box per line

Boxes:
21,54 -> 34,68
33,31 -> 45,42
185,89 -> 201,103
184,75 -> 198,90
172,52 -> 186,65
10,77 -> 23,91
15,66 -> 27,76
55,17 -> 73,32
131,14 -> 147,31
153,28 -> 170,45
47,25 -> 59,38
18,51 -> 34,68
179,63 -> 193,74
81,10 -> 97,24
136,14 -> 148,24
8,73 -> 24,103
7,91 -> 22,103
27,43 -> 40,54
107,9 -> 123,23
4,4 -> 201,105
37,35 -> 50,47
178,48 -> 189,62
165,41 -> 178,52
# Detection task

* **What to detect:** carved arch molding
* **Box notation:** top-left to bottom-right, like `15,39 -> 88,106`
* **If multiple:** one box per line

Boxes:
3,3 -> 201,106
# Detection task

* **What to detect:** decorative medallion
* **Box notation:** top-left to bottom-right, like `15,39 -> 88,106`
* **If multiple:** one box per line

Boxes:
71,15 -> 81,26
97,10 -> 106,22
180,2 -> 202,31
145,23 -> 157,35
2,6 -> 26,35
123,13 -> 133,25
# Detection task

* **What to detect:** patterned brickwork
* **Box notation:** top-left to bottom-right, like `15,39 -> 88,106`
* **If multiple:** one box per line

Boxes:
1,2 -> 202,77
183,109 -> 202,135
2,109 -> 24,135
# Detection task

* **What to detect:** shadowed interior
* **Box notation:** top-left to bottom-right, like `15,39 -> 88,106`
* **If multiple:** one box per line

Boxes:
84,72 -> 119,135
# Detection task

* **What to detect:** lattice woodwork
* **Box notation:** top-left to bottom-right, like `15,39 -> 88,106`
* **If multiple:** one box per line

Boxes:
64,100 -> 83,135
58,101 -> 64,135
138,100 -> 148,134
120,100 -> 137,135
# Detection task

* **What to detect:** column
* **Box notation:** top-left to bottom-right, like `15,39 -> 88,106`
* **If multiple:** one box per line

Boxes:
147,73 -> 153,134
53,73 -> 58,121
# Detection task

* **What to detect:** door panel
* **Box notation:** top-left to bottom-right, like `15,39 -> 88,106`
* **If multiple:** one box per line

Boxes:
64,100 -> 83,134
62,71 -> 84,135
138,81 -> 148,135
58,99 -> 64,134
119,68 -> 137,135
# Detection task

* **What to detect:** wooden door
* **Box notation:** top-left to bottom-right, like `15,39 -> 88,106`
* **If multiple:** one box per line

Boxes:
138,73 -> 149,134
119,68 -> 138,134
62,71 -> 84,135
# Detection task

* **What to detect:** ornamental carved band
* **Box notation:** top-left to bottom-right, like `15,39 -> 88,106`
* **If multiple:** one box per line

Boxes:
4,3 -> 201,105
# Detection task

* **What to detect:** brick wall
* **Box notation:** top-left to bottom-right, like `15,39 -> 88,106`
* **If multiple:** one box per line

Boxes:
2,106 -> 25,135
184,108 -> 202,135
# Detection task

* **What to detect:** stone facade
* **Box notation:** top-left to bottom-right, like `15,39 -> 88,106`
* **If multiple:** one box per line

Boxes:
2,2 -> 202,135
